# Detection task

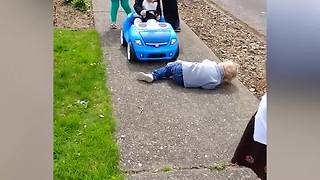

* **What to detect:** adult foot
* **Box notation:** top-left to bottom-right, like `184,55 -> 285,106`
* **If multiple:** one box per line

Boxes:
137,72 -> 154,82
174,26 -> 181,32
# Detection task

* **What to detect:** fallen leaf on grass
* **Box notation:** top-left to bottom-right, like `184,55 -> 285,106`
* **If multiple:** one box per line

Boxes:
77,99 -> 89,108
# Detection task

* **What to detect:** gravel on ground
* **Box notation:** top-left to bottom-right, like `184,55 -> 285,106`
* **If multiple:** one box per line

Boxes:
179,0 -> 267,98
53,0 -> 94,29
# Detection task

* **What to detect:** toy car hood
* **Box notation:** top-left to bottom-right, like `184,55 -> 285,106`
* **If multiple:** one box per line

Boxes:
135,20 -> 172,43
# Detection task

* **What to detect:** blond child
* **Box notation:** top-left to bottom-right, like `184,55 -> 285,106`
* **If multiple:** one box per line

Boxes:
137,59 -> 239,89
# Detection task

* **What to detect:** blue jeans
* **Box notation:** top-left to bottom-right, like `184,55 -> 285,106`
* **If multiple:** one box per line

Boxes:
152,62 -> 184,86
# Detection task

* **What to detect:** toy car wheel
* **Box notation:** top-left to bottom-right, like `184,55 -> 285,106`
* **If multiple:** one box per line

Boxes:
120,30 -> 127,46
127,42 -> 136,62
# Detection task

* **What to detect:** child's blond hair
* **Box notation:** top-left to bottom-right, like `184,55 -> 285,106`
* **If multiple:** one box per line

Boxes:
219,60 -> 239,83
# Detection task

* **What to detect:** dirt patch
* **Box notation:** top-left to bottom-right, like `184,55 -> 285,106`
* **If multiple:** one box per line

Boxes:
53,0 -> 94,29
179,0 -> 266,98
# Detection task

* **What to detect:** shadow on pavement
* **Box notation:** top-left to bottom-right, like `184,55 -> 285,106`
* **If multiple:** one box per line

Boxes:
166,80 -> 239,95
135,77 -> 239,95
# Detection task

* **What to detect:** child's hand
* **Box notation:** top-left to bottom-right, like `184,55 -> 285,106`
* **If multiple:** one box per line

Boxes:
156,15 -> 160,21
140,10 -> 147,17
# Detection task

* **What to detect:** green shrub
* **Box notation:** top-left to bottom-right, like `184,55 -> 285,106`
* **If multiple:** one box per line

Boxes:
72,0 -> 90,12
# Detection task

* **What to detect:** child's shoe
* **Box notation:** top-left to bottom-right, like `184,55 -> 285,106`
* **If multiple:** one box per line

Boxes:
110,23 -> 118,29
137,72 -> 154,82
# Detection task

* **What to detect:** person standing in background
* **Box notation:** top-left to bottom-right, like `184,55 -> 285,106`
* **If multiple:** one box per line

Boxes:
231,93 -> 267,180
161,0 -> 181,32
110,0 -> 132,29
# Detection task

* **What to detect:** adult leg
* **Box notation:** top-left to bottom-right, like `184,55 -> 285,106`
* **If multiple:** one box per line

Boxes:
120,0 -> 132,15
162,0 -> 180,30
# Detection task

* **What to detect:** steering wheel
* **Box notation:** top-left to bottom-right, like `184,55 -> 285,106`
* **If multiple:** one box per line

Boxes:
146,10 -> 157,15
145,10 -> 158,20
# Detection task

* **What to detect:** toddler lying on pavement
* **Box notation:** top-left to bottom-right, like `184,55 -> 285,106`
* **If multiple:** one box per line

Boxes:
137,59 -> 239,89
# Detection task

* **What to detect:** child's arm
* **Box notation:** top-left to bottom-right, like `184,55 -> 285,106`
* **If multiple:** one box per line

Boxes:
134,0 -> 145,15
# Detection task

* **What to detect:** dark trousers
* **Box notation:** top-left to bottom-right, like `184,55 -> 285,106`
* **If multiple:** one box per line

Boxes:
162,0 -> 180,29
231,112 -> 267,180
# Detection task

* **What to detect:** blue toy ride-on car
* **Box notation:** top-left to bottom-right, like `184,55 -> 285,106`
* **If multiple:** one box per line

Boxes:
121,11 -> 180,62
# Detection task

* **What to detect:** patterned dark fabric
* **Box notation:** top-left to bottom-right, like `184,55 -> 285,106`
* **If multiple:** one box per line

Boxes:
231,112 -> 267,180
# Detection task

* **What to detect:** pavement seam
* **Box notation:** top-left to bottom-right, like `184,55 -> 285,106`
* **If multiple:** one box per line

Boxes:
122,162 -> 245,175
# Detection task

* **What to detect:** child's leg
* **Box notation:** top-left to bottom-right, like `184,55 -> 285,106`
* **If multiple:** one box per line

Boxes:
120,0 -> 132,15
152,62 -> 179,80
137,62 -> 183,84
110,0 -> 120,23
171,62 -> 184,86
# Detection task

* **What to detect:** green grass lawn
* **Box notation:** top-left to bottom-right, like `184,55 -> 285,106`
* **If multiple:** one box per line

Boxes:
54,29 -> 122,180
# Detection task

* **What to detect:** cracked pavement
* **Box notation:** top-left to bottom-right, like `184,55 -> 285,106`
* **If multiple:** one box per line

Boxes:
92,0 -> 259,179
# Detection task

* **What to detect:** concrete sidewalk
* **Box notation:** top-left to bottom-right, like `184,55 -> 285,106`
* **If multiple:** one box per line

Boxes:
92,0 -> 259,179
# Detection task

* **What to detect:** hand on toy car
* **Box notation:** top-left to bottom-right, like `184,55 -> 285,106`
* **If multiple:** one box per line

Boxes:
156,15 -> 160,21
140,10 -> 147,17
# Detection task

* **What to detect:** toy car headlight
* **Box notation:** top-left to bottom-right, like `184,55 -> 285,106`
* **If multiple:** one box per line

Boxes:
171,38 -> 177,45
135,39 -> 142,46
